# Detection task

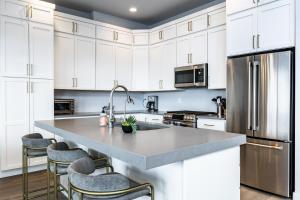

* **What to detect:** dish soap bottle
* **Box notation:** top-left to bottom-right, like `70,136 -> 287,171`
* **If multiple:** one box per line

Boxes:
99,106 -> 108,127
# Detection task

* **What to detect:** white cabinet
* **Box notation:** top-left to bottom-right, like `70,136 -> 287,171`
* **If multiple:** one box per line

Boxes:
29,22 -> 53,79
0,77 -> 30,170
208,25 -> 226,89
96,25 -> 132,45
227,0 -> 294,56
197,118 -> 226,131
0,17 -> 29,77
149,40 -> 176,90
74,36 -> 96,90
177,31 -> 207,67
256,0 -> 294,51
133,32 -> 149,45
0,0 -> 54,25
177,14 -> 207,37
115,44 -> 132,89
96,25 -> 114,42
132,46 -> 149,91
54,32 -> 75,89
145,114 -> 163,123
207,7 -> 226,28
226,0 -> 257,15
54,16 -> 95,38
54,32 -> 95,90
115,30 -> 132,45
150,25 -> 176,44
227,8 -> 257,56
0,17 -> 53,79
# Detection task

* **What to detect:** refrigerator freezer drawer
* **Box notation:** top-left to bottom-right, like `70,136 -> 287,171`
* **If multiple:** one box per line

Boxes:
241,138 -> 291,197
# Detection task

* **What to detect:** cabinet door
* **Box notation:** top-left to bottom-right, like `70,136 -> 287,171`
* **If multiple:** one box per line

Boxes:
115,44 -> 132,89
0,0 -> 28,20
29,79 -> 54,166
132,46 -> 149,91
208,7 -> 226,28
163,25 -> 177,41
96,40 -> 115,90
227,8 -> 257,56
75,21 -> 95,38
133,33 -> 149,45
54,16 -> 74,34
74,36 -> 96,90
30,4 -> 53,25
149,44 -> 162,90
161,40 -> 176,90
0,78 -> 30,170
96,26 -> 114,42
257,0 -> 294,51
176,36 -> 190,67
0,17 -> 29,78
192,14 -> 208,33
208,26 -> 226,89
29,22 -> 53,79
177,20 -> 190,37
258,0 -> 280,6
226,0 -> 257,15
54,32 -> 75,89
149,30 -> 161,45
190,31 -> 207,65
115,30 -> 132,45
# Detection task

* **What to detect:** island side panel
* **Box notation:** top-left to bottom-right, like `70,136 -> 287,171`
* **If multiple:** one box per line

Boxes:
112,158 -> 183,200
183,147 -> 240,200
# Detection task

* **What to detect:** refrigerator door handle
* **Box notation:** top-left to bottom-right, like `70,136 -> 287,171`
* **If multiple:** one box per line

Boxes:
253,61 -> 259,131
246,142 -> 284,151
247,61 -> 253,130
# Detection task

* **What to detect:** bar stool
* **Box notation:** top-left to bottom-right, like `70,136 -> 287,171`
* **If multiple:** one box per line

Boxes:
67,157 -> 154,200
47,142 -> 113,200
21,133 -> 57,200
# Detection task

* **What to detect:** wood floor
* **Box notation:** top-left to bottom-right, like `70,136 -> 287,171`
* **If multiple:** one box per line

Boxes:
0,171 -> 292,200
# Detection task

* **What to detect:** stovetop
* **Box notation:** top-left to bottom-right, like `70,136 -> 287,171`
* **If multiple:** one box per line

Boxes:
165,110 -> 217,116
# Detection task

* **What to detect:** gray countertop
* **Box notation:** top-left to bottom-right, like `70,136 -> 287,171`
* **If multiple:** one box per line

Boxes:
54,110 -> 165,119
35,118 -> 245,170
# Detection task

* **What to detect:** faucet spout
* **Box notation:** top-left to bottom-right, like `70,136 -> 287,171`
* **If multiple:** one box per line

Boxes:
108,84 -> 134,128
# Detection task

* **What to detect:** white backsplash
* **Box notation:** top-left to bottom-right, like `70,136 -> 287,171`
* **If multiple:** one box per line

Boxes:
144,89 -> 226,112
55,89 -> 226,113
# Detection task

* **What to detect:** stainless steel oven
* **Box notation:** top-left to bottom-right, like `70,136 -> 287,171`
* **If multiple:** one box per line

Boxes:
54,99 -> 75,115
174,64 -> 207,88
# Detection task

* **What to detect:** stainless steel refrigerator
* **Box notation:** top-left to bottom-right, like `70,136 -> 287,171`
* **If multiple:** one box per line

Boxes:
226,49 -> 294,197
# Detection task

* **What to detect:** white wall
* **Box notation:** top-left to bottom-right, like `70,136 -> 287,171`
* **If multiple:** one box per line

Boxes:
294,0 -> 300,199
55,89 -> 226,113
145,89 -> 226,112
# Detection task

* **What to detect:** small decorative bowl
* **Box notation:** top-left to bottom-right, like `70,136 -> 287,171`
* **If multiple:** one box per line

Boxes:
122,125 -> 133,134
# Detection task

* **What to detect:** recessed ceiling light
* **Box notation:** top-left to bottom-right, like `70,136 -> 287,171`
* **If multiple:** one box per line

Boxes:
129,7 -> 137,13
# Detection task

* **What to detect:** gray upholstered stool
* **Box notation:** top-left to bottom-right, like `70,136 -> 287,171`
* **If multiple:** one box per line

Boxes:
21,133 -> 56,200
47,142 -> 113,200
68,157 -> 154,200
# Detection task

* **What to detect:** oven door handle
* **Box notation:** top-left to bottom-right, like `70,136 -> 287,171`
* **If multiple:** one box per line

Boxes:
173,121 -> 192,127
193,66 -> 196,86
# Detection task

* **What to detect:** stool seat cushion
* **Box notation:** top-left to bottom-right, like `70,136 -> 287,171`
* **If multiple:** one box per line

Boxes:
68,157 -> 151,200
22,133 -> 53,149
27,149 -> 47,157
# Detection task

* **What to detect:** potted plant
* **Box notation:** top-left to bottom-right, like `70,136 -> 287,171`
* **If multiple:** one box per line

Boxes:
121,116 -> 137,134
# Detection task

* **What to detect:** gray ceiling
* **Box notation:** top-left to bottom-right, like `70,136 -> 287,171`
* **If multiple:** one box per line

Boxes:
44,0 -> 217,25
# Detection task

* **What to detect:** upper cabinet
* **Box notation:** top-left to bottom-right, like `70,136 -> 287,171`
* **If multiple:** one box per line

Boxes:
207,7 -> 226,28
227,0 -> 294,56
133,32 -> 149,45
96,25 -> 132,45
132,46 -> 149,91
177,14 -> 207,37
54,16 -> 96,38
149,25 -> 176,45
0,0 -> 54,25
226,0 -> 257,15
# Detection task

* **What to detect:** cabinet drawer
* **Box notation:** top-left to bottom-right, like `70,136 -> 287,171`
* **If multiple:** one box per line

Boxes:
208,7 -> 226,28
133,33 -> 149,45
145,114 -> 163,123
54,16 -> 74,34
96,25 -> 114,42
0,0 -> 28,20
197,118 -> 225,131
30,4 -> 53,25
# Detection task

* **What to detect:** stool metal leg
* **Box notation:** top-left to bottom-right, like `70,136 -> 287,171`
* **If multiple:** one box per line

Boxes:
68,180 -> 72,200
150,185 -> 155,200
47,158 -> 50,200
53,162 -> 58,200
22,146 -> 28,200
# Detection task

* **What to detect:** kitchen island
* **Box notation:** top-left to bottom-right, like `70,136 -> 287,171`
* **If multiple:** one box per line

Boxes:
35,118 -> 246,200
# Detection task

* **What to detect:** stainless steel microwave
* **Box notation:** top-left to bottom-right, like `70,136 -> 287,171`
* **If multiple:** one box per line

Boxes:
54,99 -> 75,115
174,64 -> 208,88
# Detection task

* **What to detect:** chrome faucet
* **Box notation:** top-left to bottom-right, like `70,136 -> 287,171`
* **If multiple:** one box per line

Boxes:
108,84 -> 134,128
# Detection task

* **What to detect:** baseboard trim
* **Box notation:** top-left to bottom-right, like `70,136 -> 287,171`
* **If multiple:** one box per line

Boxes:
294,192 -> 300,200
0,164 -> 46,178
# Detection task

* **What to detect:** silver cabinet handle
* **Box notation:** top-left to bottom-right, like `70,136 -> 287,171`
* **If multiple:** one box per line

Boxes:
75,78 -> 78,87
26,81 -> 29,93
247,61 -> 253,130
72,22 -> 75,33
253,0 -> 256,4
72,78 -> 75,87
252,35 -> 256,49
159,80 -> 163,89
207,15 -> 210,26
257,34 -> 260,48
246,142 -> 283,150
187,54 -> 190,64
26,64 -> 30,76
30,64 -> 33,76
252,61 -> 259,131
190,54 -> 193,64
30,82 -> 34,93
116,32 -> 119,40
190,21 -> 193,31
203,124 -> 215,127
75,23 -> 78,33
30,6 -> 33,18
26,5 -> 29,17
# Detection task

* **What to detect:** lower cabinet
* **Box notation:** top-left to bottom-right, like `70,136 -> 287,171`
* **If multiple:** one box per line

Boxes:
0,77 -> 54,170
197,118 -> 226,131
149,40 -> 176,91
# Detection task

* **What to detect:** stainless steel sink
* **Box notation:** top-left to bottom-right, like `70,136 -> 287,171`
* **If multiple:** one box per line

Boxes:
115,122 -> 169,131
